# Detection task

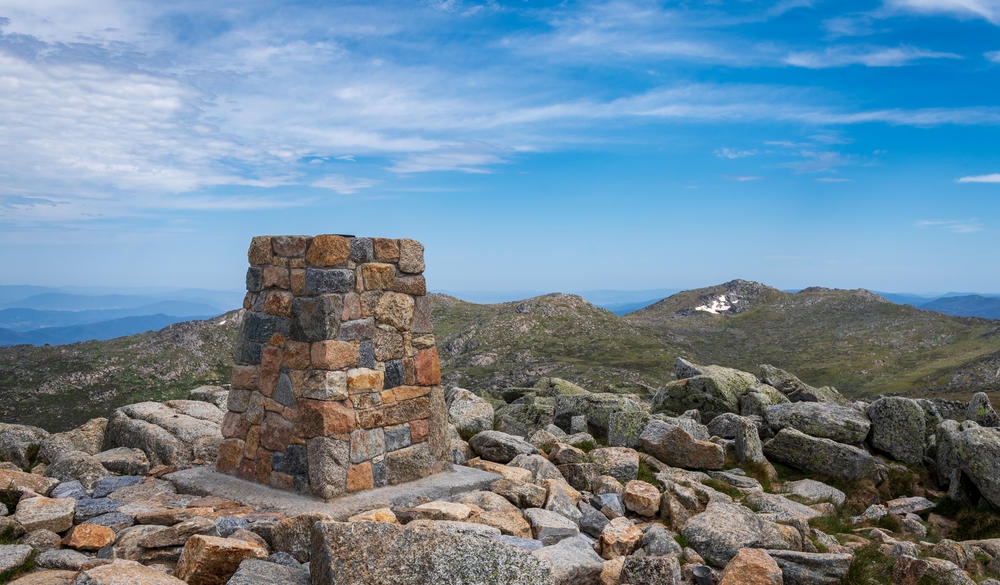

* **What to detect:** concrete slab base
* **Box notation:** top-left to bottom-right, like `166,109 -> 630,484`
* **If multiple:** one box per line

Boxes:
165,465 -> 501,520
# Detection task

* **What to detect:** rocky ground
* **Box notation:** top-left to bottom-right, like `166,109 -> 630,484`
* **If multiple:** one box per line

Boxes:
0,359 -> 999,584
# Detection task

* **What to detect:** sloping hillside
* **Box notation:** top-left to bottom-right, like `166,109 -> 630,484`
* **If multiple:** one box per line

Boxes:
626,281 -> 1000,397
0,312 -> 240,431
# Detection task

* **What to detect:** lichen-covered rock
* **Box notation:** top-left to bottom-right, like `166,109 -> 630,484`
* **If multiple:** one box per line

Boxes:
44,451 -> 110,490
866,396 -> 926,465
310,520 -> 552,585
226,559 -> 310,585
588,447 -> 639,484
93,448 -> 150,476
639,419 -> 725,470
764,402 -> 870,444
524,508 -> 579,546
104,401 -> 222,466
766,550 -> 854,585
553,393 -> 645,439
759,364 -> 850,405
681,502 -> 792,566
448,388 -> 495,440
736,417 -> 767,465
494,400 -> 554,439
893,555 -> 975,585
469,431 -> 539,464
652,364 -> 758,419
533,378 -> 590,397
0,545 -> 33,575
38,418 -> 107,464
620,554 -> 682,585
607,410 -> 650,448
780,479 -> 845,507
744,491 -> 821,523
967,393 -> 1000,427
764,428 -> 886,484
0,423 -> 48,469
739,386 -> 791,418
531,535 -> 603,585
509,454 -> 563,483
271,512 -> 333,564
953,422 -> 1000,509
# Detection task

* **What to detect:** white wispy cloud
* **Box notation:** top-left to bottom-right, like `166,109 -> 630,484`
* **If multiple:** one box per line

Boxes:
987,50 -> 1000,62
915,219 -> 984,233
311,175 -> 380,194
957,173 -> 1000,183
785,45 -> 962,68
816,177 -> 852,182
884,0 -> 1000,24
732,176 -> 764,181
715,147 -> 759,159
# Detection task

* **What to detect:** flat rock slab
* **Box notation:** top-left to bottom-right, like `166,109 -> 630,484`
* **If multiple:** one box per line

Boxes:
311,520 -> 552,585
165,465 -> 500,520
0,545 -> 33,574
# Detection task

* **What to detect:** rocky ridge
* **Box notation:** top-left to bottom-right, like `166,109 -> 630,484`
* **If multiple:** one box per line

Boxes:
0,360 -> 999,584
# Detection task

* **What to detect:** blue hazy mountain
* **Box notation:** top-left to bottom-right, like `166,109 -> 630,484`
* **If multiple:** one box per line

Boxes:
0,286 -> 243,346
0,314 -> 196,346
919,295 -> 1000,320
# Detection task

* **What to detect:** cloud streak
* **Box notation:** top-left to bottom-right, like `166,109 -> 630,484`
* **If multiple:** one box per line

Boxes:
915,219 -> 984,233
957,173 -> 1000,183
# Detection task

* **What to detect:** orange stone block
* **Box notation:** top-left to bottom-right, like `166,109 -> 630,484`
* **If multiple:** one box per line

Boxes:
263,291 -> 293,317
306,234 -> 351,267
62,524 -> 115,550
290,268 -> 306,294
411,418 -> 429,443
311,340 -> 360,370
221,412 -> 249,439
297,399 -> 356,438
373,238 -> 400,261
282,341 -> 311,370
216,439 -> 245,474
248,236 -> 273,265
415,347 -> 441,386
262,265 -> 290,289
259,345 -> 283,397
348,368 -> 384,393
347,462 -> 374,492
360,263 -> 396,291
381,385 -> 430,404
255,452 -> 272,484
244,426 -> 260,459
231,365 -> 259,391
342,292 -> 362,321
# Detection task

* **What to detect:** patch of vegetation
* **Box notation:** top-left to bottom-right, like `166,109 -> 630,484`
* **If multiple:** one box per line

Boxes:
809,514 -> 852,537
702,478 -> 743,500
743,461 -> 775,493
843,543 -> 895,585
0,489 -> 20,516
934,498 -> 1000,541
637,460 -> 658,485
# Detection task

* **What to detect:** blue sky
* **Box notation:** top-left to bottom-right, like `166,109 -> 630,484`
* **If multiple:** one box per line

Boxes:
1,0 -> 999,298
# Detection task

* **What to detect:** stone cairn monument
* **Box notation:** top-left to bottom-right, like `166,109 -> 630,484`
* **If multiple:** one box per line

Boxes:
216,235 -> 448,499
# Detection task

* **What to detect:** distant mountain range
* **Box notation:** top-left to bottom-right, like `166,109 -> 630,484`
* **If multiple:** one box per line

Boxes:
2,280 -> 999,431
0,286 -> 244,346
